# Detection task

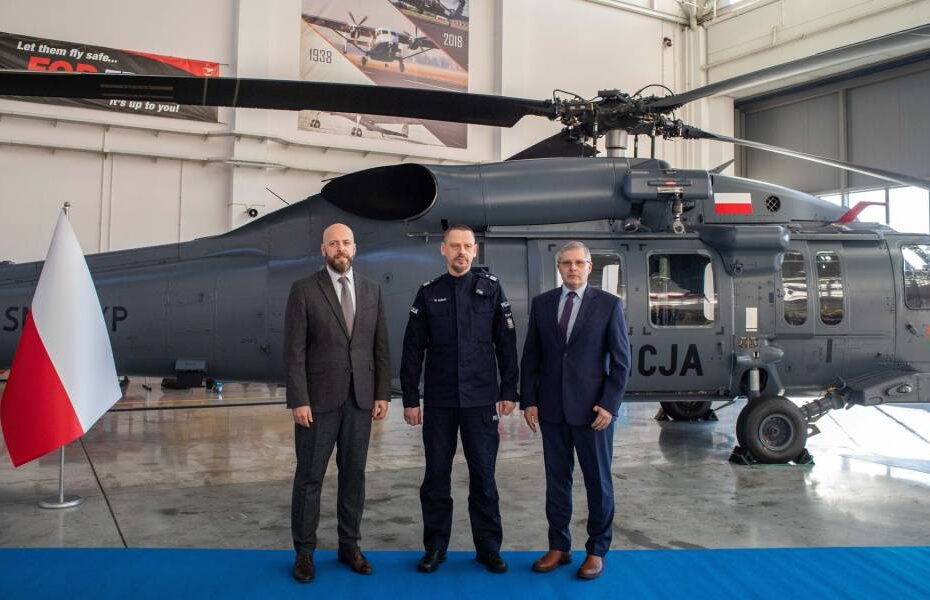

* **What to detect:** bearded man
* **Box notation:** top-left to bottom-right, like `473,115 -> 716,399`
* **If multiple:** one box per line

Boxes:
284,222 -> 391,582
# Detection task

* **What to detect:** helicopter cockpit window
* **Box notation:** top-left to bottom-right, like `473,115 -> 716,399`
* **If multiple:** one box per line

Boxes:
555,252 -> 625,303
902,245 -> 930,309
816,252 -> 844,326
648,253 -> 717,327
781,251 -> 808,326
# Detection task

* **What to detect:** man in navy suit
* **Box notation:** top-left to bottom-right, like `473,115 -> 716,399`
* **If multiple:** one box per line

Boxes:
520,241 -> 631,580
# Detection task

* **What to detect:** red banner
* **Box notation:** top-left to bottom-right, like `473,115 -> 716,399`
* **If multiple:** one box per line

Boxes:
0,32 -> 220,122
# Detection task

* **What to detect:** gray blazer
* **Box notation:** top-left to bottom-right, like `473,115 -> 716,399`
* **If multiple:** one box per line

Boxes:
283,268 -> 391,412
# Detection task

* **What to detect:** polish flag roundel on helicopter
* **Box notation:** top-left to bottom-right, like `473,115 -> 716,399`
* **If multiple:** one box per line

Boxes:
0,211 -> 121,467
713,192 -> 754,215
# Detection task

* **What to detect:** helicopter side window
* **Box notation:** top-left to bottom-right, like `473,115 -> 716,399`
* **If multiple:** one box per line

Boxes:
902,245 -> 930,309
816,252 -> 844,326
554,252 -> 625,303
648,253 -> 717,327
781,251 -> 808,326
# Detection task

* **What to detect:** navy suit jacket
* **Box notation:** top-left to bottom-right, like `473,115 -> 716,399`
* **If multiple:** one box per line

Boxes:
520,286 -> 631,426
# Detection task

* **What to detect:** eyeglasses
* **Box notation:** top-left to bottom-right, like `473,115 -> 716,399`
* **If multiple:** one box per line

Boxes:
558,260 -> 590,268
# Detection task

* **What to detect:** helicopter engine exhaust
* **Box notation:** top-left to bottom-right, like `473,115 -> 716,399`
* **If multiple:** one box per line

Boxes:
321,158 -> 712,230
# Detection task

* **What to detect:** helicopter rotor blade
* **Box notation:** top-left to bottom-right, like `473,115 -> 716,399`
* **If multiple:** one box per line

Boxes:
650,23 -> 930,111
683,126 -> 930,191
0,71 -> 556,127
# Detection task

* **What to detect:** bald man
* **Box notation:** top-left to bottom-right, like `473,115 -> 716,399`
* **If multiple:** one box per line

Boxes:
284,223 -> 391,582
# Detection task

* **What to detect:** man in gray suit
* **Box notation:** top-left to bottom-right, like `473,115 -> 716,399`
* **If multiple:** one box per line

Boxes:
284,222 -> 391,583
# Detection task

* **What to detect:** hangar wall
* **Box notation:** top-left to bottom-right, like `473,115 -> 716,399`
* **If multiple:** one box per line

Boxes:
0,0 -> 708,263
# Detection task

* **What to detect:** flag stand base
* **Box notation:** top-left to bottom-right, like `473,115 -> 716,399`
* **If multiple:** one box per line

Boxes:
38,446 -> 83,509
38,496 -> 83,510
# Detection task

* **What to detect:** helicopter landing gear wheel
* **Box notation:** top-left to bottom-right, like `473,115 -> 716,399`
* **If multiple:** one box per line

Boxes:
659,401 -> 713,421
736,396 -> 807,464
310,119 -> 321,128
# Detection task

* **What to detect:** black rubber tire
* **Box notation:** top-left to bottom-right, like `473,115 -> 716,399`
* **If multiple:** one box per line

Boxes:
660,400 -> 713,421
736,400 -> 750,448
740,396 -> 807,464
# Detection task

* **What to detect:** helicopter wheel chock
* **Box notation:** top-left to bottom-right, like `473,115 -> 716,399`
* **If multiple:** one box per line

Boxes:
734,396 -> 808,464
657,400 -> 716,422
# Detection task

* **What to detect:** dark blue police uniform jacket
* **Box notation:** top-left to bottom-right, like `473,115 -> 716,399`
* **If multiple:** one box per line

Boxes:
401,270 -> 518,407
520,286 -> 630,424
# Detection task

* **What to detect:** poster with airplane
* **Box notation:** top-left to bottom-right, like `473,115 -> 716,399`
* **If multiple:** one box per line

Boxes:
299,0 -> 469,148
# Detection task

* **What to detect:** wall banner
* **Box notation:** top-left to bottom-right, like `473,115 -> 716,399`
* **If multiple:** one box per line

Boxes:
299,0 -> 469,148
0,32 -> 220,122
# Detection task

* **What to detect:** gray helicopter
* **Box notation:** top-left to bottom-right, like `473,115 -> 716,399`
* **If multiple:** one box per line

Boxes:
2,26 -> 930,465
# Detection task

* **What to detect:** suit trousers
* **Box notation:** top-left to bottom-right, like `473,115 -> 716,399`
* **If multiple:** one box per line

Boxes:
540,420 -> 615,557
420,405 -> 502,554
291,388 -> 371,556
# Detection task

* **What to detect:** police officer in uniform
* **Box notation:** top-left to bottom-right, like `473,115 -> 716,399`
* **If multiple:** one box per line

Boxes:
401,224 -> 518,574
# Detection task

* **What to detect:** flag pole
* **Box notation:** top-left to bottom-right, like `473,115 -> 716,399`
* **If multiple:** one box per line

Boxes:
38,202 -> 82,510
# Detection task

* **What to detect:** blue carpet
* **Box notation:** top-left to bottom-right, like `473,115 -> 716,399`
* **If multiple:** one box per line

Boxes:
2,547 -> 930,599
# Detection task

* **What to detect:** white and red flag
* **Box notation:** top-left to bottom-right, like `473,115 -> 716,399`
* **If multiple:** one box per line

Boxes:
713,192 -> 753,215
1,212 -> 121,467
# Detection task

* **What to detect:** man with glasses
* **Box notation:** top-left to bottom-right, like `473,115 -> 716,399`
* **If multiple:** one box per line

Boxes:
520,241 -> 631,580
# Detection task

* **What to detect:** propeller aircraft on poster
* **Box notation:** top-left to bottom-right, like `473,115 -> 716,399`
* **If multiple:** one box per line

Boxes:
303,12 -> 438,72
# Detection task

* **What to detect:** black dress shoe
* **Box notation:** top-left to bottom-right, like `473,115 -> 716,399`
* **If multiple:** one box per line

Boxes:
293,553 -> 315,582
417,549 -> 447,573
476,551 -> 508,574
338,547 -> 373,575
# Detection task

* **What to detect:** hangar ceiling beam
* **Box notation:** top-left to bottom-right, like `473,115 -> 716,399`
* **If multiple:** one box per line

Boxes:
583,0 -> 690,25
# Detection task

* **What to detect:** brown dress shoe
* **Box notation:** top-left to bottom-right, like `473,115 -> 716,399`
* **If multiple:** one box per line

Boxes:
532,550 -> 572,573
293,553 -> 315,582
577,554 -> 604,580
338,547 -> 374,575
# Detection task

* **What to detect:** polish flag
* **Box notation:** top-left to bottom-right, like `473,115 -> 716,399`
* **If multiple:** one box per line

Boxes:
1,212 -> 121,467
714,192 -> 753,215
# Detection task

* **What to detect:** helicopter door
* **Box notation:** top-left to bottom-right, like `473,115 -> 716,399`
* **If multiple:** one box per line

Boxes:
895,240 -> 930,366
630,243 -> 731,393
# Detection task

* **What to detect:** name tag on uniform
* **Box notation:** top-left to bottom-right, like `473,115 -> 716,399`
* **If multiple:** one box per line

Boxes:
432,297 -> 448,303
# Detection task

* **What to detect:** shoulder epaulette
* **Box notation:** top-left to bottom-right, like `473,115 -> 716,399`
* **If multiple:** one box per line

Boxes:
475,271 -> 499,282
421,276 -> 442,287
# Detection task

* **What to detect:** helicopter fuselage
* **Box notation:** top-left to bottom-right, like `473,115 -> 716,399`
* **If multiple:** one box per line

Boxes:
1,157 -> 928,411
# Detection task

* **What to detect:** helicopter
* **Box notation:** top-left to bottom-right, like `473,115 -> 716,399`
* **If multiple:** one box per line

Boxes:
1,25 -> 930,466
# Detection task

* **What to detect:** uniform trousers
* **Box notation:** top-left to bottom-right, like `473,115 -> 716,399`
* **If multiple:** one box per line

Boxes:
291,388 -> 371,556
540,420 -> 615,557
421,404 -> 502,555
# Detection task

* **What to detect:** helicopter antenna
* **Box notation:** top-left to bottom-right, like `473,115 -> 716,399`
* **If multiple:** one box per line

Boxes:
265,187 -> 290,206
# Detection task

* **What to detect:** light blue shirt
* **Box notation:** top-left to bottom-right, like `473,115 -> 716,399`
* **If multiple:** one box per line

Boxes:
557,283 -> 587,341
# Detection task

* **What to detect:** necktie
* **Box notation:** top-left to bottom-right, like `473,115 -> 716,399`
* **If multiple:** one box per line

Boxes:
339,276 -> 354,335
558,291 -> 576,342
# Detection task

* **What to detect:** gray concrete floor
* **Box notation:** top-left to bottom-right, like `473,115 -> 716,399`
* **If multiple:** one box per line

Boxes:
2,379 -> 930,551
